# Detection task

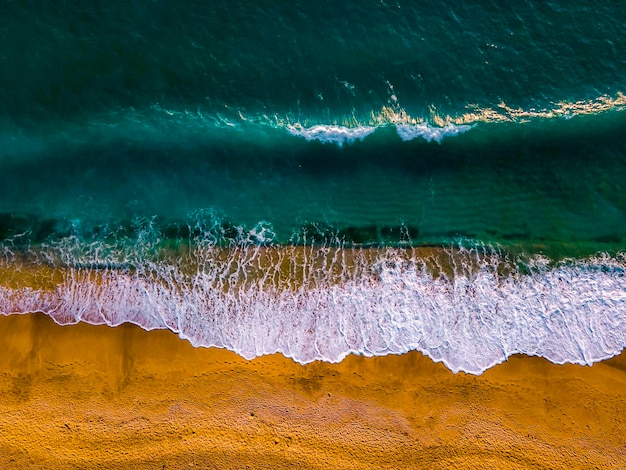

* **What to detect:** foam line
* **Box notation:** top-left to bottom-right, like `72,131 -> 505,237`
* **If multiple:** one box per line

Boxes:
286,122 -> 472,145
286,124 -> 377,145
395,123 -> 472,143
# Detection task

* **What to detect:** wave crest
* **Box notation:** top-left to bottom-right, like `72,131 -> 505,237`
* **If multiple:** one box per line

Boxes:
286,122 -> 471,145
286,123 -> 377,145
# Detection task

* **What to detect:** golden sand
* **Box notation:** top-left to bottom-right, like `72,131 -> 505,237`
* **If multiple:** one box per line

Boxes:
0,313 -> 624,469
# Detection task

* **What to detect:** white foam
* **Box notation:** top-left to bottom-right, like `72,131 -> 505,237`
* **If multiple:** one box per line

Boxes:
286,122 -> 472,146
395,122 -> 472,143
1,247 -> 625,375
286,123 -> 377,146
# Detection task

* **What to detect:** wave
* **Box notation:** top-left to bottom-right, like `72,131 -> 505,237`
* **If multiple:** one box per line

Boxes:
287,124 -> 378,145
431,92 -> 626,126
3,91 -> 625,159
286,122 -> 472,145
394,122 -> 472,143
1,238 -> 624,375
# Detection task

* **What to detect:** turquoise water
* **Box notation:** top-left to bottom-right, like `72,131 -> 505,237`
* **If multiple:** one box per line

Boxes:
1,112 -> 626,255
1,0 -> 625,252
1,1 -> 625,372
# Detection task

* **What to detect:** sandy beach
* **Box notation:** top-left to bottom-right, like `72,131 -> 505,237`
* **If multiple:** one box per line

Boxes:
2,1 -> 626,468
1,312 -> 624,469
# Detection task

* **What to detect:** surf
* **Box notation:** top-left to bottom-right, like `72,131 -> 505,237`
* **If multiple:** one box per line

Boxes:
1,237 -> 624,375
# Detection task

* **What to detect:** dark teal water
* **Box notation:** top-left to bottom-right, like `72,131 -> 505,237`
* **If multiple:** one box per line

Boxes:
2,1 -> 624,122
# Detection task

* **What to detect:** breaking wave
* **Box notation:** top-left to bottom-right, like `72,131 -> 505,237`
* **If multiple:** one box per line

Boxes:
286,122 -> 472,145
1,233 -> 624,374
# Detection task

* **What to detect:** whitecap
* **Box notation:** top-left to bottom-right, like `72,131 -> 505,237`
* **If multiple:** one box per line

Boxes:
286,123 -> 377,145
395,122 -> 472,143
287,122 -> 472,146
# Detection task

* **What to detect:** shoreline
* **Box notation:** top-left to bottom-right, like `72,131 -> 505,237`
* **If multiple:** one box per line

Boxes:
2,248 -> 625,374
1,312 -> 624,468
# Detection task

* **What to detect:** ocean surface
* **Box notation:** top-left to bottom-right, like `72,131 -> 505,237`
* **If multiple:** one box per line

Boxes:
1,0 -> 625,373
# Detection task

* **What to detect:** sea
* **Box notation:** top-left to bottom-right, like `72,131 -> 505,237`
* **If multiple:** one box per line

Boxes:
0,0 -> 625,374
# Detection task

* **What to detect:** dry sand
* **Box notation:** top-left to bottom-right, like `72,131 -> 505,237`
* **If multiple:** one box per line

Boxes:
0,312 -> 624,469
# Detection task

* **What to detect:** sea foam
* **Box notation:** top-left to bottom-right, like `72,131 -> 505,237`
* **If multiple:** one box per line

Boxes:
286,122 -> 471,145
1,243 -> 624,375
395,123 -> 472,143
286,124 -> 377,145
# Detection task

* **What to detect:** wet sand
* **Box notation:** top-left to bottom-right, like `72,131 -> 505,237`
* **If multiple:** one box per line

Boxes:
0,313 -> 624,469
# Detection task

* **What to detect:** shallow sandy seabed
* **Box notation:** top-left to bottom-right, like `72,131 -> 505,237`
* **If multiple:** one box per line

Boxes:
0,313 -> 624,469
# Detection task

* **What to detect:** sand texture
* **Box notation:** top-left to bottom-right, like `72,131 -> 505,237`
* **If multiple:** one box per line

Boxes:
0,313 -> 625,469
